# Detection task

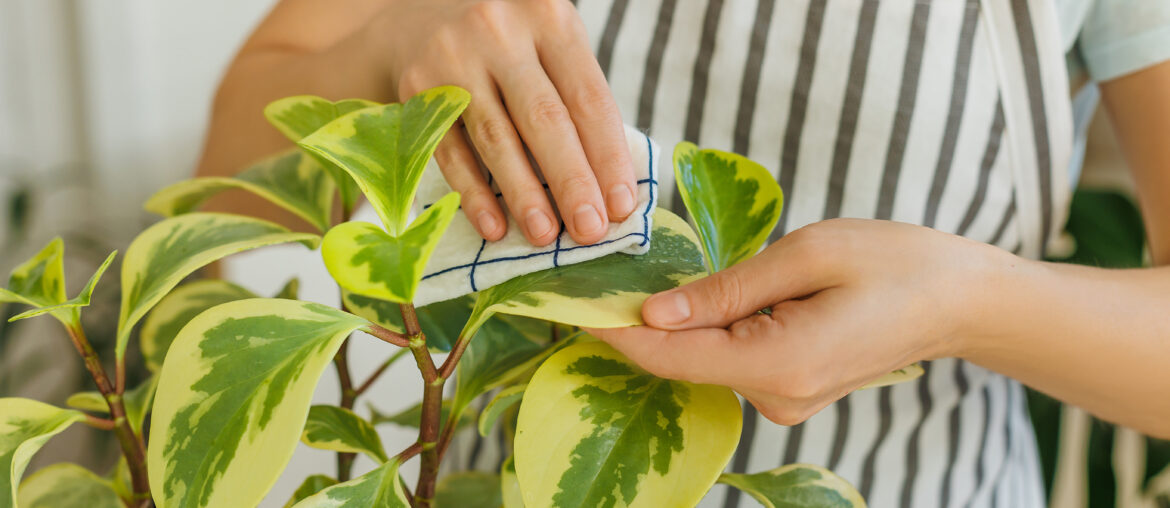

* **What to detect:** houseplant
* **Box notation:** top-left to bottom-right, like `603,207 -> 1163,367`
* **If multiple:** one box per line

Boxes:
0,86 -> 916,507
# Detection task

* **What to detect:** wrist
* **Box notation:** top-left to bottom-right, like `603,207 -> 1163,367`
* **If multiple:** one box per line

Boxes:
945,241 -> 1039,361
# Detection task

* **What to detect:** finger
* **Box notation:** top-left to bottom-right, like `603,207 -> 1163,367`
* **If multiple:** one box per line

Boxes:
586,326 -> 748,386
462,86 -> 559,246
641,229 -> 842,330
539,15 -> 637,222
433,124 -> 506,240
494,58 -> 608,244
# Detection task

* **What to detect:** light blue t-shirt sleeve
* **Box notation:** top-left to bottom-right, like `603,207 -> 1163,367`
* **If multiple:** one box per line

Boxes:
1077,0 -> 1170,81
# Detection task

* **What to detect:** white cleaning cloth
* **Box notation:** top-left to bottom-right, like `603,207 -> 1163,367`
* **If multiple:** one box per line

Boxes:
412,125 -> 660,307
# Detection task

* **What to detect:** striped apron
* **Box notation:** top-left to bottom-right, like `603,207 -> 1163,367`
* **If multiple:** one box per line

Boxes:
451,1 -> 1074,507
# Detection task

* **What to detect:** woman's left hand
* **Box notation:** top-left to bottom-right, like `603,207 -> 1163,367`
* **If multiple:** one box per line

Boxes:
589,218 -> 1011,425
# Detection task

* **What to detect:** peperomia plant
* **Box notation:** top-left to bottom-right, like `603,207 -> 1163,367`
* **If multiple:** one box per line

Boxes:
0,86 -> 922,508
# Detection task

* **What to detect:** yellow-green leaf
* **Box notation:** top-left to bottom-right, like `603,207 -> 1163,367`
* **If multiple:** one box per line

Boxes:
514,342 -> 741,508
862,364 -> 924,389
435,472 -> 502,508
501,456 -> 523,508
265,96 -> 379,215
717,464 -> 866,508
8,250 -> 116,324
292,460 -> 409,508
144,150 -> 335,232
117,213 -> 320,363
284,475 -> 339,508
140,280 -> 258,372
148,298 -> 366,508
64,392 -> 107,414
301,405 -> 388,463
0,238 -> 65,309
478,384 -> 526,438
298,86 -> 470,234
322,192 -> 459,303
452,316 -> 572,420
462,208 -> 706,339
0,398 -> 85,508
17,463 -> 121,508
276,277 -> 300,300
674,142 -> 783,272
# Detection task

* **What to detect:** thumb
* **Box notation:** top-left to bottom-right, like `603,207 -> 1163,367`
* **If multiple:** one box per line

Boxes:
641,237 -> 833,330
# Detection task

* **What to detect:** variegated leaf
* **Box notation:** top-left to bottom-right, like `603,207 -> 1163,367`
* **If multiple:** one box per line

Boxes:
144,150 -> 335,232
514,342 -> 741,508
16,463 -> 121,508
717,464 -> 866,508
0,238 -> 66,310
323,192 -> 459,303
435,472 -> 502,508
301,405 -> 388,463
478,384 -> 526,437
673,142 -> 783,272
7,250 -> 116,324
265,96 -> 379,215
292,460 -> 409,508
342,291 -> 471,352
64,376 -> 157,436
117,213 -> 320,363
462,208 -> 706,338
275,277 -> 300,299
284,475 -> 339,508
298,86 -> 470,234
501,456 -> 523,508
369,400 -> 473,432
139,280 -> 257,372
862,364 -> 924,389
452,315 -> 568,419
148,299 -> 367,508
0,398 -> 86,508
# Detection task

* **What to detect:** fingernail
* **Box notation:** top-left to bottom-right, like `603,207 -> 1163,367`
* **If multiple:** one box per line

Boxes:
477,211 -> 501,239
525,209 -> 554,239
645,292 -> 691,326
573,204 -> 604,236
607,184 -> 636,217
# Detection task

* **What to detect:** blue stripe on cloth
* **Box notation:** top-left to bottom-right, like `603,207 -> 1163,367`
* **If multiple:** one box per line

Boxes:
420,132 -> 659,289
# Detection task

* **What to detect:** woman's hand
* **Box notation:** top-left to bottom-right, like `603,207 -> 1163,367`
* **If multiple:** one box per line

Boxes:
366,0 -> 636,246
589,219 -> 1010,425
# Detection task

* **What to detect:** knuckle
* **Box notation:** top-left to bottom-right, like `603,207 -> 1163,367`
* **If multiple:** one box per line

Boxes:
466,1 -> 513,39
706,272 -> 744,317
460,183 -> 498,204
556,171 -> 596,193
474,117 -> 514,148
397,66 -> 428,98
570,83 -> 619,118
526,97 -> 571,128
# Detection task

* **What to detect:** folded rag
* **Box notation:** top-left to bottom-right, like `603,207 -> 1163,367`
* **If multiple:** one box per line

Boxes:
412,125 -> 660,307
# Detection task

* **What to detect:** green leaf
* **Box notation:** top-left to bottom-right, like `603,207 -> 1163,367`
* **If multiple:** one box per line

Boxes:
63,376 -> 157,435
453,316 -> 569,419
284,475 -> 339,508
717,464 -> 866,508
298,86 -> 470,234
673,142 -> 783,272
0,238 -> 66,310
435,472 -> 502,508
342,292 -> 472,353
276,277 -> 301,299
301,405 -> 388,463
265,96 -> 379,215
478,384 -> 526,438
292,460 -> 409,508
514,342 -> 741,508
1051,189 -> 1146,268
139,280 -> 258,372
144,150 -> 335,232
17,463 -> 122,508
500,456 -> 523,508
0,398 -> 85,508
323,192 -> 459,303
117,212 -> 320,363
148,298 -> 367,508
369,400 -> 473,432
463,208 -> 706,338
8,250 -> 117,324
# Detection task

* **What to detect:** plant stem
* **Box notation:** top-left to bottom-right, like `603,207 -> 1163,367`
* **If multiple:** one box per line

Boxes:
400,303 -> 442,507
333,338 -> 358,481
395,442 -> 423,462
82,414 -> 116,431
65,325 -> 151,504
368,324 -> 412,348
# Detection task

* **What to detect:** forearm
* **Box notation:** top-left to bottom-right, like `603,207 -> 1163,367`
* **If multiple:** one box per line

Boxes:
195,19 -> 391,227
958,254 -> 1170,438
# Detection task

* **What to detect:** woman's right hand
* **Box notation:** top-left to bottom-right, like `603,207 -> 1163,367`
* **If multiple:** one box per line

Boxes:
365,0 -> 636,246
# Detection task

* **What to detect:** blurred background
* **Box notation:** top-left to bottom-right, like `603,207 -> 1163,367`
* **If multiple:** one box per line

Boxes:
0,1 -> 1166,507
